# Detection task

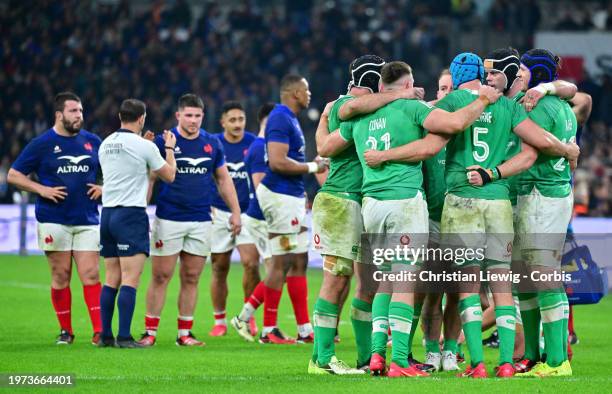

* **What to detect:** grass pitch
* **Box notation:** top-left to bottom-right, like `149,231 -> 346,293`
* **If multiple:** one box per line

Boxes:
0,255 -> 610,393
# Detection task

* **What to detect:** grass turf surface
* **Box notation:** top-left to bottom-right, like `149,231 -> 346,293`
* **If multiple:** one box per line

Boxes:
0,255 -> 611,393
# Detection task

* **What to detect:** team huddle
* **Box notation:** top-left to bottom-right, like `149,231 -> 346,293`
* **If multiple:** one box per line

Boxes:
7,46 -> 591,379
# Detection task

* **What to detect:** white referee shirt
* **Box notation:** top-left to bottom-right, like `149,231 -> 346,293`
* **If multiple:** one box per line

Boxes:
99,129 -> 166,208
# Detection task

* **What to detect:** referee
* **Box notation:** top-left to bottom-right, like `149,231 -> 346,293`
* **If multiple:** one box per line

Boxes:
98,99 -> 177,348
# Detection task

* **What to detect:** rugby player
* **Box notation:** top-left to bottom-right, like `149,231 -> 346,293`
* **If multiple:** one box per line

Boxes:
231,103 -> 277,340
8,92 -> 103,345
255,74 -> 326,344
513,49 -> 578,377
320,60 -> 503,377
98,99 -> 177,348
138,94 -> 240,347
209,101 -> 258,337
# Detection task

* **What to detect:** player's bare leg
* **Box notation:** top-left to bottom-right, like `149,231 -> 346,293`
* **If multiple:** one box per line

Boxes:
176,252 -> 206,346
47,251 -> 74,344
73,251 -> 102,343
237,244 -> 260,298
138,253 -> 178,345
209,251 -> 231,336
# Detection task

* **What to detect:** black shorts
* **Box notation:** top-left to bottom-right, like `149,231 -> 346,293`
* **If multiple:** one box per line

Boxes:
100,207 -> 149,258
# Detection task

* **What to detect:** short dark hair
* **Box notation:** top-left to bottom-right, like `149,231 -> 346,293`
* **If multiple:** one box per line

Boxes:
280,74 -> 305,93
178,93 -> 204,110
221,100 -> 244,115
257,103 -> 276,124
119,99 -> 146,123
54,92 -> 81,112
381,61 -> 413,85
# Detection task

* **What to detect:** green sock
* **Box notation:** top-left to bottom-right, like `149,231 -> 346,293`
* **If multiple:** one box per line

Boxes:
351,298 -> 372,366
561,292 -> 570,361
443,339 -> 458,354
495,305 -> 516,365
371,293 -> 391,357
459,294 -> 484,367
389,302 -> 414,368
538,290 -> 565,367
518,293 -> 540,361
313,298 -> 338,366
407,303 -> 422,356
426,339 -> 440,354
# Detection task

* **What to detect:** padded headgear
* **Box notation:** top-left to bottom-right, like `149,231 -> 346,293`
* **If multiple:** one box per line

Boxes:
484,48 -> 520,93
450,52 -> 485,89
520,48 -> 559,89
348,55 -> 385,93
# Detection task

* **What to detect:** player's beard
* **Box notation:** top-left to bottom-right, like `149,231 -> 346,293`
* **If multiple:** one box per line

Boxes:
62,118 -> 82,135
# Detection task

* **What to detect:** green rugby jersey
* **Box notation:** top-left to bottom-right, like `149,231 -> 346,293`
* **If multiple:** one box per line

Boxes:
517,95 -> 577,198
423,136 -> 446,222
505,91 -> 525,206
436,89 -> 527,200
339,98 -> 434,200
318,95 -> 363,203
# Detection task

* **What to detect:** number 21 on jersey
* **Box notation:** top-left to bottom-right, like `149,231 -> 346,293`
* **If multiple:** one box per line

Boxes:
367,132 -> 391,150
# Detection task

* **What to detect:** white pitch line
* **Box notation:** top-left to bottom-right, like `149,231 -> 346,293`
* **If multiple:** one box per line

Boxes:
0,281 -> 48,290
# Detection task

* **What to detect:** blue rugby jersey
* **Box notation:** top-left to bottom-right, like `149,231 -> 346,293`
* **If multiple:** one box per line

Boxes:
154,127 -> 225,222
210,132 -> 256,212
261,104 -> 306,197
245,137 -> 267,220
11,128 -> 101,225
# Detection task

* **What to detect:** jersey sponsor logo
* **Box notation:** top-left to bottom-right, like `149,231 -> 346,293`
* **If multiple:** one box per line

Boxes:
204,144 -> 213,153
53,145 -> 62,153
174,146 -> 182,154
117,244 -> 130,251
227,162 -> 248,179
400,234 -> 411,245
84,142 -> 93,152
176,157 -> 211,174
478,112 -> 492,123
368,117 -> 386,131
57,155 -> 91,173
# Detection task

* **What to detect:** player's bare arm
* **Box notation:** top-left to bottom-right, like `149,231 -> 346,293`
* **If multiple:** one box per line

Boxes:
521,80 -> 578,111
513,118 -> 579,161
569,92 -> 593,126
154,130 -> 177,183
268,141 -> 326,175
363,133 -> 450,168
424,85 -> 502,134
214,164 -> 242,236
337,87 -> 425,120
467,143 -> 537,186
146,171 -> 157,204
7,168 -> 67,203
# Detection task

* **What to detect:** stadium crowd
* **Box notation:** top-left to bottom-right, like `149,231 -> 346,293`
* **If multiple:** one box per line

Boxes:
1,0 -> 611,211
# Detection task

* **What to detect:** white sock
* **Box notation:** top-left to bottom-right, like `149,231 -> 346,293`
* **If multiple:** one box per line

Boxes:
147,330 -> 157,336
213,310 -> 227,326
239,303 -> 256,322
262,326 -> 275,335
297,323 -> 313,337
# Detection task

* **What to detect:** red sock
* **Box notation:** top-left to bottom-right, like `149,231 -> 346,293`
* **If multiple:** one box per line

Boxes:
286,276 -> 310,325
51,287 -> 72,334
145,315 -> 160,334
263,284 -> 282,328
83,283 -> 102,333
568,305 -> 575,334
178,316 -> 193,333
248,281 -> 266,309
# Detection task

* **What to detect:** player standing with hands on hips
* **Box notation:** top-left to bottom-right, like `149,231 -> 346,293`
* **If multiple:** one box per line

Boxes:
97,99 -> 177,348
